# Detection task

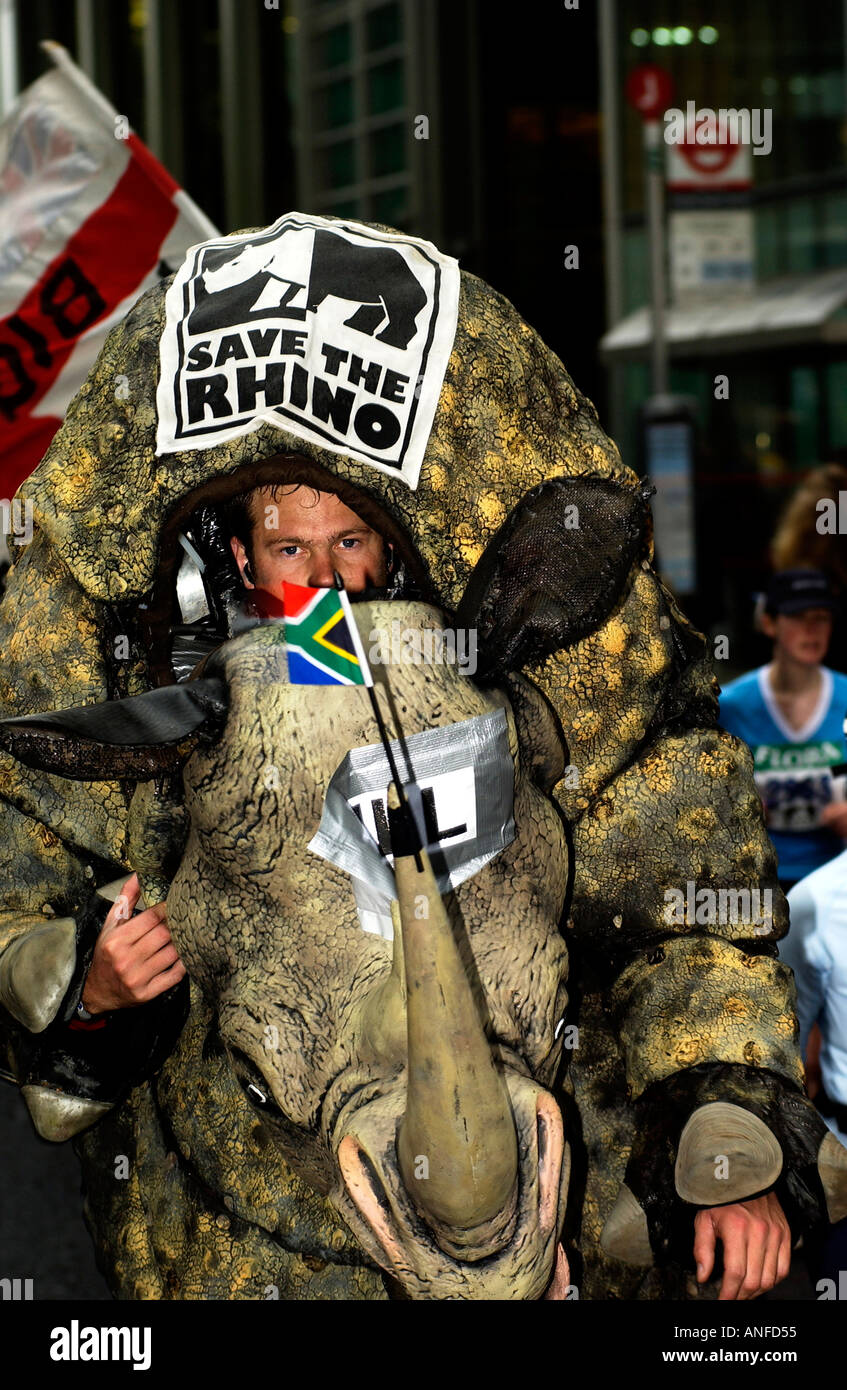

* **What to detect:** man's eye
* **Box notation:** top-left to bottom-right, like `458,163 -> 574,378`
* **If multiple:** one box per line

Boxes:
338,537 -> 360,549
278,545 -> 301,557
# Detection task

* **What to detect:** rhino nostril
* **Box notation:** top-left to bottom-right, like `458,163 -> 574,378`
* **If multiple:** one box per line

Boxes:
355,1144 -> 393,1223
537,1111 -> 548,1171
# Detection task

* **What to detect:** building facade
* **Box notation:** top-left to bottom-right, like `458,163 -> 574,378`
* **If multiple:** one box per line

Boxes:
602,0 -> 847,655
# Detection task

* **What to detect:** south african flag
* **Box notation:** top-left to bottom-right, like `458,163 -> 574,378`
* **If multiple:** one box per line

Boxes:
256,582 -> 373,686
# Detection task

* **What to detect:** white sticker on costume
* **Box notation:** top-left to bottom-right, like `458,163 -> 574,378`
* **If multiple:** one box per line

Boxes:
307,710 -> 516,933
349,765 -> 477,861
154,211 -> 460,488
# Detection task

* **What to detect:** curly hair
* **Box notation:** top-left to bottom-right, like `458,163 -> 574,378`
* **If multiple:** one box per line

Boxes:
770,463 -> 847,592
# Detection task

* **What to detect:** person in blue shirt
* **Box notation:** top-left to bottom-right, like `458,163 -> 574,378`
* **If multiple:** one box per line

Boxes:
720,569 -> 847,892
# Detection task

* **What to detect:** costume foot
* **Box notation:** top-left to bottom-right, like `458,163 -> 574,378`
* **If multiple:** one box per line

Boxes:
0,918 -> 77,1032
21,1085 -> 111,1141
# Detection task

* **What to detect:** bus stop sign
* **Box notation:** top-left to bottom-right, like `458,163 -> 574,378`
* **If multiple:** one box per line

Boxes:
626,65 -> 674,121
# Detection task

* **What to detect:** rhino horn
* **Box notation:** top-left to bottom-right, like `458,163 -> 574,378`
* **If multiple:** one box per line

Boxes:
390,784 -> 519,1243
0,676 -> 228,780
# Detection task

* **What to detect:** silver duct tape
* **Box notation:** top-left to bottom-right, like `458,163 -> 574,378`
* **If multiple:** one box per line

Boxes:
308,710 -> 516,935
351,877 -> 395,941
176,535 -> 210,624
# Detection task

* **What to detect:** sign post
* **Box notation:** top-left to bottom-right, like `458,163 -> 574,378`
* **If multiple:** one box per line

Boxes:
625,66 -> 697,597
625,64 -> 674,398
666,136 -> 754,306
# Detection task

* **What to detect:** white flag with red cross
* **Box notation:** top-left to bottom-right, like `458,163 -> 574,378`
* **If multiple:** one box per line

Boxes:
0,41 -> 218,502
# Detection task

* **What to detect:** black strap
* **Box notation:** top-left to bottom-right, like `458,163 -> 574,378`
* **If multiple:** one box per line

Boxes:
0,676 -> 227,746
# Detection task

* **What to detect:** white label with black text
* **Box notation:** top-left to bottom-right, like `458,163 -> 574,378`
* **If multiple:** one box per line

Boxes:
155,211 -> 460,487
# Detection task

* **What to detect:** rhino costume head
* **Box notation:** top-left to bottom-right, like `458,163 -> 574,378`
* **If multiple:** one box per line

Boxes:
1,214 -> 845,1300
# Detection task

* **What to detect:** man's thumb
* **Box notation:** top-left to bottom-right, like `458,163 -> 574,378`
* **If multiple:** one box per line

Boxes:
108,873 -> 139,926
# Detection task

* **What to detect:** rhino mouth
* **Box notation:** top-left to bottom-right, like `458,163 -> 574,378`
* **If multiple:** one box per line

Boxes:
335,1076 -> 568,1293
217,826 -> 569,1297
326,827 -> 569,1294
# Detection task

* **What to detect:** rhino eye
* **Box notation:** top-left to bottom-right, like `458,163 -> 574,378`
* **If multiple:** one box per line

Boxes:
229,1046 -> 284,1117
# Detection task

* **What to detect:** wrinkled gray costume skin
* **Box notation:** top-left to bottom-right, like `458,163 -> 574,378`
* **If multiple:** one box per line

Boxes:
0,218 -> 845,1300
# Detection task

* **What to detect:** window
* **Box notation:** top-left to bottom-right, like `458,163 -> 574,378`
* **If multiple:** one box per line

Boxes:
368,58 -> 403,115
373,185 -> 407,225
371,123 -> 405,177
320,77 -> 354,128
366,3 -> 402,51
319,23 -> 352,68
790,366 -> 820,465
826,362 -> 847,452
324,138 -> 356,190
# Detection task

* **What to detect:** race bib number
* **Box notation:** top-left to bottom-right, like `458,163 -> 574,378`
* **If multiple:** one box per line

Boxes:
756,769 -> 833,832
753,738 -> 845,832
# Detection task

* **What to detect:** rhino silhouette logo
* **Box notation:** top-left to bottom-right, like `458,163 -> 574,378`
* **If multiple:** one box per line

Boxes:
187,228 -> 427,351
157,213 -> 460,485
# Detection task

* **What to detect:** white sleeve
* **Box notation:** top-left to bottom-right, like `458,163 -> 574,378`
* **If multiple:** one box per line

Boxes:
780,880 -> 831,1056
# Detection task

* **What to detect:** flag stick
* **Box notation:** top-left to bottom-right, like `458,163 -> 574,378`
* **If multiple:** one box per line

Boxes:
334,572 -> 423,871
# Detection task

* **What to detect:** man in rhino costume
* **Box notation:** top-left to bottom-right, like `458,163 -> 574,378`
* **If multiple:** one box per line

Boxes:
0,214 -> 844,1301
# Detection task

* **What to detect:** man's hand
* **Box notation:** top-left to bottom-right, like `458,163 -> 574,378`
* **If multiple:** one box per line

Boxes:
81,872 -> 186,1015
694,1192 -> 792,1300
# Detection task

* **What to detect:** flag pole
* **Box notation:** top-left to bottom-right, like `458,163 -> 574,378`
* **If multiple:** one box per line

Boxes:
0,0 -> 19,118
334,572 -> 423,872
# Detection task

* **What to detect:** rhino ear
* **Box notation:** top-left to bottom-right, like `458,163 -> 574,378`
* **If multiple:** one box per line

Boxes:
455,477 -> 650,682
0,675 -> 228,781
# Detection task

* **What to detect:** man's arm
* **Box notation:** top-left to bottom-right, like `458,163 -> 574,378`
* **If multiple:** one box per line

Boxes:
694,1194 -> 792,1300
81,873 -> 186,1016
0,530 -> 189,1133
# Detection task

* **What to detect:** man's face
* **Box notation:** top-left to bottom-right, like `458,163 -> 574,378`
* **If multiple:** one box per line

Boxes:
762,607 -> 833,665
230,486 -> 388,594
